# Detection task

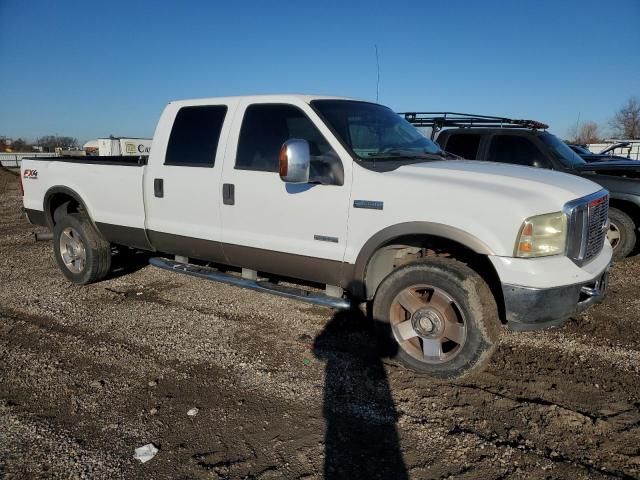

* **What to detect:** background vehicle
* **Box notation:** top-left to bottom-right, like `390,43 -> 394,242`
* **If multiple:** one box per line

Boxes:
404,112 -> 640,260
568,142 -> 637,163
20,96 -> 611,378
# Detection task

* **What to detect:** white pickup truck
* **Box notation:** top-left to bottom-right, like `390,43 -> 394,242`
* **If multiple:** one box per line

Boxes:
20,95 -> 612,378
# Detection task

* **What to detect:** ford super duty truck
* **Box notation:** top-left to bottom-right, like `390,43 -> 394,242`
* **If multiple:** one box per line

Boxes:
20,95 -> 612,378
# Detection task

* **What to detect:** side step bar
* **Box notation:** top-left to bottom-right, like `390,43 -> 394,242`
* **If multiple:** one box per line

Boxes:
149,257 -> 351,310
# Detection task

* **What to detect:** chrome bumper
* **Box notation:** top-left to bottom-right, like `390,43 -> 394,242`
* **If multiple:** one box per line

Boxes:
503,269 -> 608,331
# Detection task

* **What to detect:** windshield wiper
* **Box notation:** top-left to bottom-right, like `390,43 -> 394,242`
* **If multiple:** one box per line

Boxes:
366,149 -> 449,160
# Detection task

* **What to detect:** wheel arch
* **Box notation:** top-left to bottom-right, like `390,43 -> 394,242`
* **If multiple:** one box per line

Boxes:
609,195 -> 640,229
350,223 -> 505,322
44,186 -> 96,230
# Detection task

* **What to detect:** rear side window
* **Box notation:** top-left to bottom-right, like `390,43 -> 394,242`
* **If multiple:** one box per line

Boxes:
165,105 -> 227,167
236,104 -> 335,172
487,135 -> 548,168
443,133 -> 482,159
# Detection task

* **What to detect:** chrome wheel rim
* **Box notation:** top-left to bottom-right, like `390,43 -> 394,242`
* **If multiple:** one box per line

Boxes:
389,284 -> 467,364
607,222 -> 621,249
59,227 -> 86,273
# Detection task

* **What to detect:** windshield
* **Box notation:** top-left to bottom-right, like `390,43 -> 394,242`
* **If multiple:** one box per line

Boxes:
311,100 -> 443,160
539,132 -> 586,167
570,145 -> 592,155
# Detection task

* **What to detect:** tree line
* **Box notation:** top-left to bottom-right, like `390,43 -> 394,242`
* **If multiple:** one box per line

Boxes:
568,96 -> 640,144
1,135 -> 79,153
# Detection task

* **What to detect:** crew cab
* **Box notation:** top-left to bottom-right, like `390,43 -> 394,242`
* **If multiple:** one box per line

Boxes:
20,95 -> 611,378
403,112 -> 640,260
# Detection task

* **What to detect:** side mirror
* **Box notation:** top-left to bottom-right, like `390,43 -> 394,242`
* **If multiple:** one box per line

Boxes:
279,139 -> 310,183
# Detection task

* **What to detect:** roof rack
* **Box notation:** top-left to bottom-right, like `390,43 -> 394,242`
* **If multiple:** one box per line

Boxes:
400,112 -> 549,139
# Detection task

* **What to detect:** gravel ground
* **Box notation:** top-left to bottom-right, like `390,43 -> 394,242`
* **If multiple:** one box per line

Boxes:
1,166 -> 639,479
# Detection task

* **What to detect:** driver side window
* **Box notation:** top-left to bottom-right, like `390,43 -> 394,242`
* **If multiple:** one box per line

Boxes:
236,104 -> 344,185
488,135 -> 549,168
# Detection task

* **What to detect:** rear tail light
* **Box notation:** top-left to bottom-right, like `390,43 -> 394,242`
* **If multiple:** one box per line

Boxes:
18,174 -> 24,196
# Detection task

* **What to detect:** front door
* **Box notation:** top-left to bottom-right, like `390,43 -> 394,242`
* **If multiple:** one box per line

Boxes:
219,99 -> 352,285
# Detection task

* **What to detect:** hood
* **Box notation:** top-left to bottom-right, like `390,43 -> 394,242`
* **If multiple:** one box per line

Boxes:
576,160 -> 640,178
581,154 -> 633,163
352,159 -> 607,257
395,160 -> 601,200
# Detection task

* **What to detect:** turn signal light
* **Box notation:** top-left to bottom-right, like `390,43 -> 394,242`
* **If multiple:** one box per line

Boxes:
279,144 -> 288,177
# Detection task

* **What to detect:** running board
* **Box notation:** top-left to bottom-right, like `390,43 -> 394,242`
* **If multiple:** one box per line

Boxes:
149,257 -> 351,310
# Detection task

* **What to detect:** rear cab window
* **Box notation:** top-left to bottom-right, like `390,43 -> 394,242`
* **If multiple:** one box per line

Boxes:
165,105 -> 228,167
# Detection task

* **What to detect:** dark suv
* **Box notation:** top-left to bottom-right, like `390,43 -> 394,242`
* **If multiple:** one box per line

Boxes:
403,113 -> 640,260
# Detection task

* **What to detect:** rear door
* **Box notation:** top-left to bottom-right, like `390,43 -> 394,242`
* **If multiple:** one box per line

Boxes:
218,99 -> 352,285
143,100 -> 237,261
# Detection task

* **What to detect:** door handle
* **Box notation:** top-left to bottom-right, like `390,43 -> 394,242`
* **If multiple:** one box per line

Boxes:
154,178 -> 164,198
223,183 -> 235,205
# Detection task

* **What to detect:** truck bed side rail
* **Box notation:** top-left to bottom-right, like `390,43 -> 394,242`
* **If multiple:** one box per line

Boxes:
22,155 -> 148,167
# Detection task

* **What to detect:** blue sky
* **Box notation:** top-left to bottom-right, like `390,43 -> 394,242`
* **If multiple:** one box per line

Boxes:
1,0 -> 638,143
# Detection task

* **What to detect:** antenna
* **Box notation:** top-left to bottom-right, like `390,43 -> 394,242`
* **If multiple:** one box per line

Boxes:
375,44 -> 380,102
574,112 -> 581,140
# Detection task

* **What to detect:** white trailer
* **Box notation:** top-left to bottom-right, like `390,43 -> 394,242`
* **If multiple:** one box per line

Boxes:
96,138 -> 151,156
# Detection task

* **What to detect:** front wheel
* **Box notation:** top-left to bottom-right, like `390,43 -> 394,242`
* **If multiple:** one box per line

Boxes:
53,213 -> 112,284
372,258 -> 501,379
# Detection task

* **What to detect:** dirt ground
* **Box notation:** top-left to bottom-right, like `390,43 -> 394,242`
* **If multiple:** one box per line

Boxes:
1,166 -> 639,480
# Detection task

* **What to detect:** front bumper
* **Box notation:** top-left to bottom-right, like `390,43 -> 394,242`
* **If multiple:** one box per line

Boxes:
503,269 -> 608,331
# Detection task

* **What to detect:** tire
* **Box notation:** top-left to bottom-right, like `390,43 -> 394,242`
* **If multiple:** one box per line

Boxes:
372,257 -> 501,379
608,207 -> 636,261
53,213 -> 112,284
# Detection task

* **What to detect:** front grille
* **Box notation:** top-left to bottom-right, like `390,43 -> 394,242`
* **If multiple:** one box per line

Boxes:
584,194 -> 609,262
565,191 -> 609,265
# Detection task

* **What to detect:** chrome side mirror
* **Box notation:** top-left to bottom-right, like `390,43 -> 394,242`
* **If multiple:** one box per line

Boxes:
279,139 -> 310,183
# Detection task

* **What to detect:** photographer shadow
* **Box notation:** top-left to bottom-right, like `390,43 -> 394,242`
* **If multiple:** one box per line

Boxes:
313,308 -> 408,480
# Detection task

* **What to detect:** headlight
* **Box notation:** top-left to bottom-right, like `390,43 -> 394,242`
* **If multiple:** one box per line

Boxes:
515,212 -> 567,258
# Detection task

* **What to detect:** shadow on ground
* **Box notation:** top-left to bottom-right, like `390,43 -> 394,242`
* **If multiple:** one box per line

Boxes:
313,308 -> 408,480
106,248 -> 153,280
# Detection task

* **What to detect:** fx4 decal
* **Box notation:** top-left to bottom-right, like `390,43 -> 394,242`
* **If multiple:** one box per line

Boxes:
23,169 -> 38,179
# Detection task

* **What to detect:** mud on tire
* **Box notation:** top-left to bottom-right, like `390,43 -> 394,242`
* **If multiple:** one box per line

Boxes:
372,257 -> 501,379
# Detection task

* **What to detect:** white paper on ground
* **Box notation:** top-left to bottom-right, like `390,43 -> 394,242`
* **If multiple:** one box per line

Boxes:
134,443 -> 158,463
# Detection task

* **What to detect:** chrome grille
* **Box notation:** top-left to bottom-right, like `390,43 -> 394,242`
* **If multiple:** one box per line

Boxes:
584,194 -> 609,262
564,190 -> 609,265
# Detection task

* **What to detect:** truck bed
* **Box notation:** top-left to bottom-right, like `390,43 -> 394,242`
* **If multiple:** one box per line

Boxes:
21,156 -> 149,249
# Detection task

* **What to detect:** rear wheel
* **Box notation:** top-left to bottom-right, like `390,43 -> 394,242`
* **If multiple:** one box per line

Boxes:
607,207 -> 636,261
372,258 -> 501,379
53,213 -> 111,284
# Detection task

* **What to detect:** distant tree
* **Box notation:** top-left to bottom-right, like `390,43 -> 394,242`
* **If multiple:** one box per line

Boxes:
36,135 -> 79,151
609,97 -> 640,139
578,121 -> 601,143
567,121 -> 602,144
12,138 -> 29,151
